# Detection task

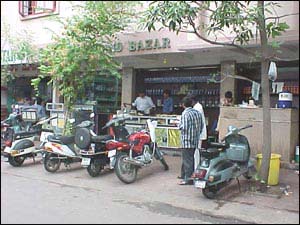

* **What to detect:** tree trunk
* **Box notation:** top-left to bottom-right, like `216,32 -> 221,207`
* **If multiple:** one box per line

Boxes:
258,1 -> 272,190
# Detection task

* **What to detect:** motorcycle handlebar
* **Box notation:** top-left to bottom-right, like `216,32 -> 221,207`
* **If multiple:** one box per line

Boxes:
239,124 -> 253,131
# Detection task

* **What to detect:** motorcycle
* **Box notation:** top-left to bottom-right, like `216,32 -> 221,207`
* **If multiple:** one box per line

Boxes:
74,115 -> 115,177
2,113 -> 56,167
192,124 -> 256,199
43,115 -> 95,173
101,113 -> 169,184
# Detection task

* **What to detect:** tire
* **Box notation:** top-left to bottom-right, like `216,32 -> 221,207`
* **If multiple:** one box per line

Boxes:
8,155 -> 26,167
202,186 -> 218,199
87,159 -> 103,177
243,171 -> 252,180
115,152 -> 137,184
44,153 -> 61,173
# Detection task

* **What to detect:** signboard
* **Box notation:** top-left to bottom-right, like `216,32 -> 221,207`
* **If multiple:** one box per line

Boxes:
113,38 -> 171,53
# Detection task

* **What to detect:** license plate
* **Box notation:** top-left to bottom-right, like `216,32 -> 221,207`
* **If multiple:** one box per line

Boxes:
194,180 -> 206,189
81,157 -> 91,167
108,149 -> 116,158
4,157 -> 9,162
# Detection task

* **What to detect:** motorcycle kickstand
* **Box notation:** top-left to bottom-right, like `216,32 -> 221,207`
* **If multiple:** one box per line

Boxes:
236,177 -> 241,193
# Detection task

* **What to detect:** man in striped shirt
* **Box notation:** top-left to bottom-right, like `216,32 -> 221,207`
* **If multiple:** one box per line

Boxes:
178,96 -> 203,185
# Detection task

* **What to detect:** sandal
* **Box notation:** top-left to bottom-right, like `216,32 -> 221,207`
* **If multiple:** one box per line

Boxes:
178,179 -> 193,185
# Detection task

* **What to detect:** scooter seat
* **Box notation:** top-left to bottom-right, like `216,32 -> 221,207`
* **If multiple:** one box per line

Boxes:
91,135 -> 113,143
60,135 -> 75,145
47,135 -> 62,143
209,142 -> 229,150
14,130 -> 39,140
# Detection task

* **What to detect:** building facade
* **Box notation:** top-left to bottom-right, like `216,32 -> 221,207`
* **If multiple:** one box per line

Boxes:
1,1 -> 299,162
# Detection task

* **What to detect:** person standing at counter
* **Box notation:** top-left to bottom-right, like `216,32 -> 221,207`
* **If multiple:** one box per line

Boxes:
221,91 -> 234,106
132,91 -> 156,115
162,89 -> 174,114
215,91 -> 234,133
190,95 -> 207,170
178,96 -> 203,185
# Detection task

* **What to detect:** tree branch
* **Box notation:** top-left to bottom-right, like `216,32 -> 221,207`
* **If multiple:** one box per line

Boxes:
265,13 -> 299,20
187,15 -> 258,58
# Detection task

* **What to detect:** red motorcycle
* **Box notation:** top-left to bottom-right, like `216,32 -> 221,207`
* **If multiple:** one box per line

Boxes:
102,114 -> 169,184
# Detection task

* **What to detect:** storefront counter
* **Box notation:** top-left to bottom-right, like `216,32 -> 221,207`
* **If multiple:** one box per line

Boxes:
124,115 -> 182,149
218,107 -> 299,163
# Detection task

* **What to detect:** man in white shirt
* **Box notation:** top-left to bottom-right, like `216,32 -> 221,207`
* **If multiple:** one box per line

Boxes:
190,95 -> 207,171
132,91 -> 156,115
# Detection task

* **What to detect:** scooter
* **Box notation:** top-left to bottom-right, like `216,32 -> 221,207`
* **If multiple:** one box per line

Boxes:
101,113 -> 169,184
2,114 -> 56,167
193,124 -> 256,199
43,116 -> 95,173
74,114 -> 115,177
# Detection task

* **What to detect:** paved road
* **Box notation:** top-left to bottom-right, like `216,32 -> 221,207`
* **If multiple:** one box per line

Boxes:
1,154 -> 298,224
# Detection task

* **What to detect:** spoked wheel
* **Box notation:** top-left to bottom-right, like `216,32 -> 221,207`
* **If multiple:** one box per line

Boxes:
202,186 -> 218,199
87,159 -> 103,177
44,153 -> 61,173
115,152 -> 137,184
8,155 -> 26,167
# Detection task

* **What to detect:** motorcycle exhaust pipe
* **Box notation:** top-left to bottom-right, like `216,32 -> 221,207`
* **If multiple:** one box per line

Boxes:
124,158 -> 145,167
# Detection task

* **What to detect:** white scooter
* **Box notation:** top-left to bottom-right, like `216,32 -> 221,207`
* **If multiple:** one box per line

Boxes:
42,117 -> 94,173
2,114 -> 57,167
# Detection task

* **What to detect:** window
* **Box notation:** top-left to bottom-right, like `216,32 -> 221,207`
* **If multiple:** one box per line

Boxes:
19,1 -> 56,18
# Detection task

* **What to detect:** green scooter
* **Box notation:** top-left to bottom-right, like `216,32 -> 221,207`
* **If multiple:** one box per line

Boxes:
193,124 -> 256,199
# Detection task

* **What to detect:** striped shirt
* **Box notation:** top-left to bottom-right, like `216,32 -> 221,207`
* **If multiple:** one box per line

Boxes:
179,107 -> 203,148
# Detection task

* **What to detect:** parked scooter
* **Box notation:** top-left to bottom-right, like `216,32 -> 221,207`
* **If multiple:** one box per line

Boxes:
193,124 -> 256,199
74,114 -> 115,177
2,114 -> 56,167
99,113 -> 169,184
43,116 -> 95,173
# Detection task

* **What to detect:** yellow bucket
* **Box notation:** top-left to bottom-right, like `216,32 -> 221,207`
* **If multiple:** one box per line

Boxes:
256,153 -> 281,185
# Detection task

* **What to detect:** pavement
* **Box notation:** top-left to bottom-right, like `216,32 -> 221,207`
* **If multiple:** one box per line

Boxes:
163,151 -> 300,224
1,151 -> 299,224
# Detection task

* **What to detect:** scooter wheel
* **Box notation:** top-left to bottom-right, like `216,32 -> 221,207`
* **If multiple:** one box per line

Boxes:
44,153 -> 61,173
87,159 -> 103,177
202,187 -> 218,199
8,156 -> 25,167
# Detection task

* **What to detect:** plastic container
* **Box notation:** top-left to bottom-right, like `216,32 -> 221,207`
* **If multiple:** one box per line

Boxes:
278,91 -> 292,108
256,153 -> 281,185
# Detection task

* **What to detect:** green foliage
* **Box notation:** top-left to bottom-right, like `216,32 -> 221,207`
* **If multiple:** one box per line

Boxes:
1,22 -> 38,86
141,1 -> 290,48
32,1 -> 138,112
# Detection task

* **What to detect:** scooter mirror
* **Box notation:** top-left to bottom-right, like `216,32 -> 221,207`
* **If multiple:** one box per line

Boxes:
90,113 -> 95,119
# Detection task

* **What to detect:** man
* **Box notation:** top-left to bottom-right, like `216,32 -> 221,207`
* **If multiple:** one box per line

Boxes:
178,96 -> 203,185
132,91 -> 155,115
162,89 -> 173,114
35,96 -> 46,119
191,95 -> 207,171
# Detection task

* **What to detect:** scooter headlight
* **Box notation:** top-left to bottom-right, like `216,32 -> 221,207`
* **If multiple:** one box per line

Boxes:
11,150 -> 19,156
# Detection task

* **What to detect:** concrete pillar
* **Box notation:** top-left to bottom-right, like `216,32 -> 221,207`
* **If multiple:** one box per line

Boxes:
121,67 -> 136,105
220,61 -> 237,104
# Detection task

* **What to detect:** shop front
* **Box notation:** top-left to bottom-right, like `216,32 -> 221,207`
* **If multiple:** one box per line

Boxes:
113,30 -> 299,162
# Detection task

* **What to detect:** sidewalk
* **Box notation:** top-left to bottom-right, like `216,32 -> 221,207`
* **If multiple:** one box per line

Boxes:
162,151 -> 299,224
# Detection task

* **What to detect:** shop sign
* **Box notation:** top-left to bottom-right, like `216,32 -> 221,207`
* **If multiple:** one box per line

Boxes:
113,38 -> 171,52
1,50 -> 28,65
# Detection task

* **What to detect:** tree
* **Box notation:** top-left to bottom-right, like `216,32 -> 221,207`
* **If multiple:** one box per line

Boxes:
141,1 -> 296,189
31,1 -> 139,134
1,21 -> 39,87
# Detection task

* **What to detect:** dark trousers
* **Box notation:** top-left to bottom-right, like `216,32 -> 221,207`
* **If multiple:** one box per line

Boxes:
181,148 -> 195,180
